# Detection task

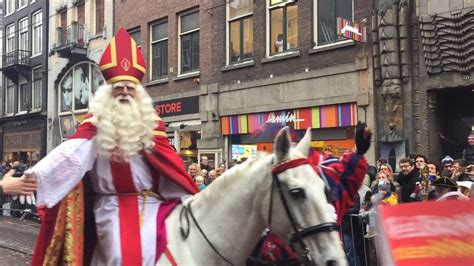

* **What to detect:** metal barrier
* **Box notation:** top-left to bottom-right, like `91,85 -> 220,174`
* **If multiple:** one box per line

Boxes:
0,194 -> 39,221
341,213 -> 379,266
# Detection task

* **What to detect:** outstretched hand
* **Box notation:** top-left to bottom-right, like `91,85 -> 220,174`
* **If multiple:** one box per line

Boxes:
355,121 -> 372,155
0,169 -> 37,195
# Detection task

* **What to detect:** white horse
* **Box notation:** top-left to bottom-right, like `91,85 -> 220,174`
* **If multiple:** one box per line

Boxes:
158,128 -> 347,266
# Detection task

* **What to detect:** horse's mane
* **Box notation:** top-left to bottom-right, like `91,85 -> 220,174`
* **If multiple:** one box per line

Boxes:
194,152 -> 272,203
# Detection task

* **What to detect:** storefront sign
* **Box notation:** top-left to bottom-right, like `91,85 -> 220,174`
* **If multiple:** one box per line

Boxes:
221,103 -> 357,135
337,17 -> 366,43
379,200 -> 474,265
154,96 -> 199,118
266,113 -> 304,124
4,131 -> 41,153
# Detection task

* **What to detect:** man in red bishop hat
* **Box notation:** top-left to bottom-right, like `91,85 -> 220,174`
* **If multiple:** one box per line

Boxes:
27,28 -> 199,265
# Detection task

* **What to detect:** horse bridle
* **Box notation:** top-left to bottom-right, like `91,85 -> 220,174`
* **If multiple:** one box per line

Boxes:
269,157 -> 339,265
179,157 -> 339,265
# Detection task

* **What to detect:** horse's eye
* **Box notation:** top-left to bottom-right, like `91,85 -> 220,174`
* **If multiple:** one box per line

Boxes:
289,188 -> 306,199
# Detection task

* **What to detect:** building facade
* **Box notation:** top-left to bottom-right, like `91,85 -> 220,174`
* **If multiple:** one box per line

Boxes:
205,0 -> 376,165
115,0 -> 375,168
373,0 -> 474,167
46,0 -> 113,150
114,0 -> 215,167
1,0 -> 48,164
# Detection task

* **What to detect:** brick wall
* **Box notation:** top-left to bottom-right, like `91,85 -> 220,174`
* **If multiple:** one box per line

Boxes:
114,0 -> 213,99
211,0 -> 373,86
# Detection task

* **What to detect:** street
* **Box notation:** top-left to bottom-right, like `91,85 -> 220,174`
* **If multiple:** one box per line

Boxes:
0,217 -> 39,264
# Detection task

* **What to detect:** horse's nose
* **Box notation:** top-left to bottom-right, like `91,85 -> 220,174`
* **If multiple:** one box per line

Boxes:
326,260 -> 337,266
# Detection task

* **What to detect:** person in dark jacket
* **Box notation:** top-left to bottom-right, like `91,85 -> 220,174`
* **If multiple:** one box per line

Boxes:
341,193 -> 363,266
396,158 -> 420,203
462,130 -> 474,166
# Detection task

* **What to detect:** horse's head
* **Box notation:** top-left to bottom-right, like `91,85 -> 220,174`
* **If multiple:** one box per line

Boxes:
267,127 -> 347,266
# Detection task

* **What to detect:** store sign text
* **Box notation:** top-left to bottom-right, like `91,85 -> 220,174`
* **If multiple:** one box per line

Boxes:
266,113 -> 304,124
153,96 -> 199,118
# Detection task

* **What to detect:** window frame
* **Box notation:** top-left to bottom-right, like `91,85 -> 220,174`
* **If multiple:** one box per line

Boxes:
32,66 -> 43,111
128,27 -> 142,48
18,0 -> 28,10
266,0 -> 298,57
6,23 -> 16,54
226,0 -> 254,65
58,62 -> 105,116
178,10 -> 200,75
150,20 -> 169,80
18,16 -> 29,52
32,10 -> 43,57
95,0 -> 105,34
6,0 -> 15,16
313,0 -> 354,47
5,79 -> 16,116
18,81 -> 29,114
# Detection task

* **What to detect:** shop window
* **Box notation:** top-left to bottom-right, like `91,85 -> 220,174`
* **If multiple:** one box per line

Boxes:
32,67 -> 43,110
228,0 -> 253,64
179,11 -> 199,74
268,0 -> 298,55
315,0 -> 353,45
151,21 -> 168,80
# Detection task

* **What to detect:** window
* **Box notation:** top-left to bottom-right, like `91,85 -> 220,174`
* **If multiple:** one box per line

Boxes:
228,0 -> 253,64
129,28 -> 141,47
59,62 -> 105,114
151,21 -> 168,80
179,11 -> 199,74
6,0 -> 15,15
315,0 -> 353,45
19,0 -> 28,9
19,17 -> 29,51
96,0 -> 104,34
32,67 -> 42,110
269,0 -> 298,55
5,79 -> 15,115
77,3 -> 85,25
18,82 -> 30,112
32,11 -> 43,56
6,24 -> 15,54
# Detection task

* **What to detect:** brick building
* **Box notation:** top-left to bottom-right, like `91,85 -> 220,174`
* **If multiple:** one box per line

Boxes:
114,0 -> 376,167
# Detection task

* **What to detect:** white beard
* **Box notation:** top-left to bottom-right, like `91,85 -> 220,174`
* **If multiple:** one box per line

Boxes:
89,84 -> 156,161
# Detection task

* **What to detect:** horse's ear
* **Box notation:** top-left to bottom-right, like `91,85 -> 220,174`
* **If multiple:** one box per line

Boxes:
296,127 -> 311,157
274,127 -> 291,162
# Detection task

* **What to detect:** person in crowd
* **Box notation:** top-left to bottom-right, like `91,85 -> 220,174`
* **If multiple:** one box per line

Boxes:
200,169 -> 209,185
200,156 -> 211,172
217,162 -> 226,176
457,181 -> 472,198
0,169 -> 37,195
441,155 -> 454,177
397,157 -> 420,203
194,175 -> 206,191
451,159 -> 470,181
462,130 -> 474,166
188,163 -> 200,180
27,29 -> 198,265
415,154 -> 428,170
362,177 -> 398,238
427,161 -> 439,180
433,177 -> 469,201
207,169 -> 218,184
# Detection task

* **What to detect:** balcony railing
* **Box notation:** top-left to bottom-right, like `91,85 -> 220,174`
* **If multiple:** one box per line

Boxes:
2,50 -> 31,68
56,22 -> 85,48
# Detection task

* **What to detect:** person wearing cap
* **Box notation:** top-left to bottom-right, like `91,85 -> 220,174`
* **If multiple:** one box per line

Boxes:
28,29 -> 198,265
441,155 -> 454,177
433,177 -> 469,202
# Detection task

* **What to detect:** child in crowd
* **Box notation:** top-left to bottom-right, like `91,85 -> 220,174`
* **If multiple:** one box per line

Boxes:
194,175 -> 206,191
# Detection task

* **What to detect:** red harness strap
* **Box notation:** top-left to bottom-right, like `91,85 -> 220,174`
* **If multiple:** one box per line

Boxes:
164,247 -> 178,266
110,160 -> 143,266
272,158 -> 311,175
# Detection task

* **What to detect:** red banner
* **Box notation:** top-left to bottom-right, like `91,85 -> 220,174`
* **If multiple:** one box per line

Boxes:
379,200 -> 474,266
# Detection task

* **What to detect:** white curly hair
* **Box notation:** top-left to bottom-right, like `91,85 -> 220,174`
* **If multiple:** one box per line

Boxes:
88,83 -> 156,160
